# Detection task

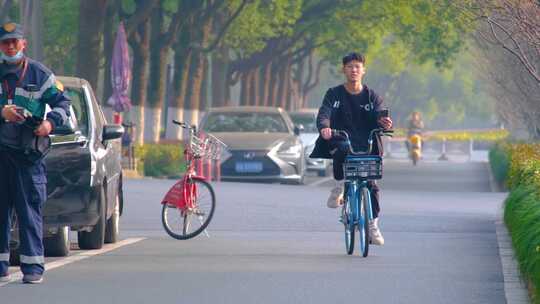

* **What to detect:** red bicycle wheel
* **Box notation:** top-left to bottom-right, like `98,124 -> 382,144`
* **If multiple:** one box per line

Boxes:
161,178 -> 216,240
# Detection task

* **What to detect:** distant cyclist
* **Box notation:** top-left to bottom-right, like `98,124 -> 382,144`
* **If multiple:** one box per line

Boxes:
406,111 -> 424,152
310,52 -> 392,245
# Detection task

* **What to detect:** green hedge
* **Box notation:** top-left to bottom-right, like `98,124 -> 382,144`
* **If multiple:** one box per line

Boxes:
504,185 -> 540,303
490,142 -> 540,303
488,142 -> 510,185
135,143 -> 185,178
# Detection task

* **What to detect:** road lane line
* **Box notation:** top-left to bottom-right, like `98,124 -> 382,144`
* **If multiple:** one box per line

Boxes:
0,237 -> 145,287
308,176 -> 333,187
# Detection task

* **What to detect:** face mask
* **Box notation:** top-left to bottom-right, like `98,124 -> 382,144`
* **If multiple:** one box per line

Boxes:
1,50 -> 24,64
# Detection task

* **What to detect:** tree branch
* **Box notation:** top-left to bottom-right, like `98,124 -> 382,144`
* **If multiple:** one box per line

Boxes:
201,0 -> 249,53
487,16 -> 539,82
123,0 -> 160,36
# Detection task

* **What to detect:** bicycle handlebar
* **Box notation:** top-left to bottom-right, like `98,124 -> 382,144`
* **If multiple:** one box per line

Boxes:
172,120 -> 195,130
331,128 -> 394,155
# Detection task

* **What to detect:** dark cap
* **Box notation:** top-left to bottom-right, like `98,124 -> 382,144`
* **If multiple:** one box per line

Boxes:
0,23 -> 24,41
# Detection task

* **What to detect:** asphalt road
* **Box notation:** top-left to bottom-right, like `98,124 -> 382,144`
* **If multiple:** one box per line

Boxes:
3,158 -> 507,304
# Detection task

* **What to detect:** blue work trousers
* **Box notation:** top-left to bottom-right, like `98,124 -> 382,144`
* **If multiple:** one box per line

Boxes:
0,151 -> 46,275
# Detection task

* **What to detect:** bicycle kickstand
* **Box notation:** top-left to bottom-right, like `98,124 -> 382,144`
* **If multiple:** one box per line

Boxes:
197,216 -> 211,238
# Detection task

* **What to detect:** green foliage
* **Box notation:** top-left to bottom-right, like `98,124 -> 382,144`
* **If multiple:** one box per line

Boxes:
428,129 -> 509,142
489,143 -> 510,184
490,142 -> 540,302
224,0 -> 303,56
316,0 -> 471,68
135,144 -> 185,178
42,0 -> 79,75
365,50 -> 495,129
505,144 -> 540,190
504,185 -> 540,304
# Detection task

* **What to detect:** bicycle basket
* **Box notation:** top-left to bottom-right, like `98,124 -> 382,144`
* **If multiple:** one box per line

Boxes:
343,155 -> 382,180
190,132 -> 227,160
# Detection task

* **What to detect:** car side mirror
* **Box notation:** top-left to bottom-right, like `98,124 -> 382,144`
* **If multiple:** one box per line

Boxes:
294,124 -> 304,136
102,124 -> 124,141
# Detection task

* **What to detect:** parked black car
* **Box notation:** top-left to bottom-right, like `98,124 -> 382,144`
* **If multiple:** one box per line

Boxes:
10,76 -> 125,263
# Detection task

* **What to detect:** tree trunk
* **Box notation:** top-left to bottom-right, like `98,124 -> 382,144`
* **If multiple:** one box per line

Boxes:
19,0 -> 43,61
167,46 -> 192,140
168,21 -> 194,140
128,20 -> 150,145
239,71 -> 249,106
76,0 -> 108,92
187,15 -> 212,127
147,5 -> 167,143
251,67 -> 260,106
261,61 -> 272,106
294,57 -> 305,110
0,0 -> 15,23
270,63 -> 281,107
278,61 -> 290,109
101,2 -> 116,107
210,9 -> 230,107
211,48 -> 229,107
200,55 -> 209,111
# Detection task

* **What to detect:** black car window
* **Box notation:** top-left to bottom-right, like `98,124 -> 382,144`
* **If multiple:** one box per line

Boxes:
289,113 -> 317,133
204,112 -> 289,133
64,87 -> 89,136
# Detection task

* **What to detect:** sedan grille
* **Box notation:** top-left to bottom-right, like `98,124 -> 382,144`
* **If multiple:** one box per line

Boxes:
221,150 -> 280,176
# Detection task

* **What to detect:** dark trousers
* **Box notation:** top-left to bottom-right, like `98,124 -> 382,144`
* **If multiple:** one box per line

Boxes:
331,140 -> 381,218
0,151 -> 46,275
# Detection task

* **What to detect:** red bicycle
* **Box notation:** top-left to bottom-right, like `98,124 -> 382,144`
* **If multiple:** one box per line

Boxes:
161,120 -> 226,240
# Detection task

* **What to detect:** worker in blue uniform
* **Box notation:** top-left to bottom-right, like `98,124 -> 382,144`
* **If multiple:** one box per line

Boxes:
0,22 -> 70,284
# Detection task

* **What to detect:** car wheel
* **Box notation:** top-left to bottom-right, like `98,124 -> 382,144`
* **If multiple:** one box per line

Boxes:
78,186 -> 106,250
44,226 -> 70,257
104,191 -> 120,244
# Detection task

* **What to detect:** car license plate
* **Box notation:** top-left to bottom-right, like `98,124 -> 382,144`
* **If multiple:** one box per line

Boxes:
235,161 -> 263,173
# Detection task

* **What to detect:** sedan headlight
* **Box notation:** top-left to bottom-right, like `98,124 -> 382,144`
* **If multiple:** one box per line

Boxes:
304,143 -> 315,156
270,140 -> 302,158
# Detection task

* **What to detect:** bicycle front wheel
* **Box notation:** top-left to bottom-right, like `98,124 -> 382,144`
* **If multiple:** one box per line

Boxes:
358,187 -> 370,257
343,199 -> 355,255
161,179 -> 216,240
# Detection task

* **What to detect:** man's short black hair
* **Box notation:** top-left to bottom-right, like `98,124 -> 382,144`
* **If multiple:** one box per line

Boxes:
342,52 -> 365,66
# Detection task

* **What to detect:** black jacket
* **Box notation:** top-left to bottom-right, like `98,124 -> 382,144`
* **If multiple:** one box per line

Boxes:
309,84 -> 385,159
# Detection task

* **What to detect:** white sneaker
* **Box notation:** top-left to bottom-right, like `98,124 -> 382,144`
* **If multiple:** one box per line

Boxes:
369,218 -> 385,245
327,180 -> 345,208
0,273 -> 11,282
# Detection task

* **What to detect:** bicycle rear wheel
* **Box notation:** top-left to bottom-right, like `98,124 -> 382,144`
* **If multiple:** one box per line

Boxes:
358,187 -> 370,257
162,179 -> 216,240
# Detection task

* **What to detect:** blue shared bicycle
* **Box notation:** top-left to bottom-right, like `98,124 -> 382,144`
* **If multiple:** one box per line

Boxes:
333,128 -> 393,257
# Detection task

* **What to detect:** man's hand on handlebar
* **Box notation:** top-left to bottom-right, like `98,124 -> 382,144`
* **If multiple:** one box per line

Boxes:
320,127 -> 332,140
378,117 -> 393,130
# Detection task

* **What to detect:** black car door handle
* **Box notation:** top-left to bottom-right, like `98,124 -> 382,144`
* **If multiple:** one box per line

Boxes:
75,136 -> 88,147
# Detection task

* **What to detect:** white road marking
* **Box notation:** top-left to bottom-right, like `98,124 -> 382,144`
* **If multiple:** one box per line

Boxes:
1,237 -> 145,287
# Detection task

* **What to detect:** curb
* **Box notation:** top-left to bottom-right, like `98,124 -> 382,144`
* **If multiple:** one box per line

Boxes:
488,163 -> 531,303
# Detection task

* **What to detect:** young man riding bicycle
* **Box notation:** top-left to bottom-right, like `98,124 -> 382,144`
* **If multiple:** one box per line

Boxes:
310,52 -> 393,245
